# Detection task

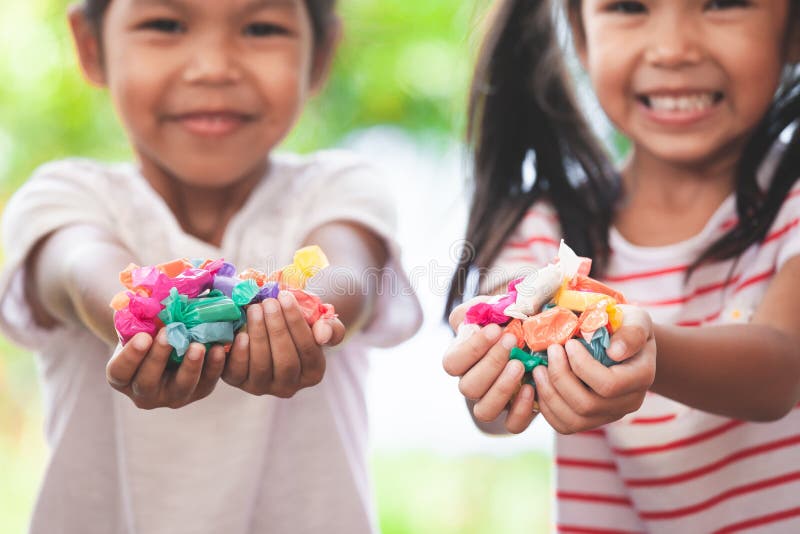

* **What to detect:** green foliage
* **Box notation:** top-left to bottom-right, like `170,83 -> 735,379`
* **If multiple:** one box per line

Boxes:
0,0 -> 487,196
374,452 -> 551,534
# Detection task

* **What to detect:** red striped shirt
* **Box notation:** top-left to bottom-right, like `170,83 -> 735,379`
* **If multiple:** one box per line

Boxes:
492,181 -> 800,533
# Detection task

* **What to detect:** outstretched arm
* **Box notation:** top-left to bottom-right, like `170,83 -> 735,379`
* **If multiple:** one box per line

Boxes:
26,223 -> 130,346
651,256 -> 800,421
28,223 -> 225,409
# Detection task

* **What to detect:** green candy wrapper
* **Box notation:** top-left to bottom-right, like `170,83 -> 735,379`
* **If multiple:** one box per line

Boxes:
232,279 -> 260,307
159,288 -> 242,328
159,288 -> 242,365
577,327 -> 618,367
165,321 -> 236,365
509,347 -> 549,372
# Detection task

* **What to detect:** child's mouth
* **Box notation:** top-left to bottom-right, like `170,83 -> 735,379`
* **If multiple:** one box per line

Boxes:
172,112 -> 254,137
638,92 -> 724,112
636,91 -> 724,125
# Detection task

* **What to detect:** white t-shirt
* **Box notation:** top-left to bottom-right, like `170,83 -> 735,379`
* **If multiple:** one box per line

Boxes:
488,181 -> 800,532
0,152 -> 422,534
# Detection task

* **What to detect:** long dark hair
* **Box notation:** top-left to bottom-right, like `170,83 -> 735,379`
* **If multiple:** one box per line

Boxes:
445,0 -> 620,315
82,0 -> 338,45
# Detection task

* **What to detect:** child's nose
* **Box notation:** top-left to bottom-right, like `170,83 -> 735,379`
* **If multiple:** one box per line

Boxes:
644,15 -> 703,68
182,37 -> 243,85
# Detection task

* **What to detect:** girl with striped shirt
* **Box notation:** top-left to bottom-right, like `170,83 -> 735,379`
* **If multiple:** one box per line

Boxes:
444,0 -> 800,532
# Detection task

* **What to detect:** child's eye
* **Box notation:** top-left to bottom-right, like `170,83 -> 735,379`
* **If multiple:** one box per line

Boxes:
242,23 -> 288,38
139,18 -> 185,34
705,0 -> 750,9
606,1 -> 647,14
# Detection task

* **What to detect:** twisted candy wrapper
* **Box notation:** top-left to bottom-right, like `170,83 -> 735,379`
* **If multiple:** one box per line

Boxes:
269,246 -> 330,290
464,241 -> 625,370
464,278 -> 521,326
111,247 -> 336,364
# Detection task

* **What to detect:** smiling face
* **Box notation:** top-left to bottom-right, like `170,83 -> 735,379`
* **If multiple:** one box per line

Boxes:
71,0 -> 334,189
572,0 -> 795,168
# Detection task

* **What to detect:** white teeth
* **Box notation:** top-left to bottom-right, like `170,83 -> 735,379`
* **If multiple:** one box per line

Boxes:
648,93 -> 716,112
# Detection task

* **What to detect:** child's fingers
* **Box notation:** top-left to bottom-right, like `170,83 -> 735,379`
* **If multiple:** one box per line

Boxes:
561,338 -> 609,386
561,339 -> 618,397
130,329 -> 172,399
546,343 -> 606,418
554,342 -> 646,417
443,323 -> 502,377
448,296 -> 491,332
166,343 -> 206,404
315,318 -> 345,347
534,365 -> 614,434
534,367 -> 579,434
329,319 -> 345,346
195,344 -> 226,397
222,333 -> 250,387
533,376 -> 573,434
472,360 -> 525,423
243,303 -> 273,392
312,320 -> 333,345
607,304 -> 652,362
458,332 -> 518,400
263,299 -> 301,395
107,333 -> 151,389
278,291 -> 325,388
505,383 -> 538,434
573,337 -> 656,399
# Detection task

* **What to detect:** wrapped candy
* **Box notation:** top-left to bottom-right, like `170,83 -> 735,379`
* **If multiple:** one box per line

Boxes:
522,306 -> 579,352
502,319 -> 527,350
464,240 -> 625,370
510,347 -> 549,372
503,265 -> 562,319
268,245 -> 330,290
111,248 -> 337,365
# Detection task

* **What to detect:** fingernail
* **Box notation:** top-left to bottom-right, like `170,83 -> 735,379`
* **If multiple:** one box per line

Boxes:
608,341 -> 625,359
533,366 -> 547,384
157,330 -> 169,346
263,299 -> 279,313
278,291 -> 292,306
504,360 -> 523,378
319,323 -> 333,344
519,384 -> 533,401
501,334 -> 517,350
187,347 -> 203,361
484,324 -> 502,340
132,334 -> 149,352
456,323 -> 479,343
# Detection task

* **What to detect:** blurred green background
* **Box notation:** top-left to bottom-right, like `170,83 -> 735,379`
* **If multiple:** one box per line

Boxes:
0,1 -> 551,532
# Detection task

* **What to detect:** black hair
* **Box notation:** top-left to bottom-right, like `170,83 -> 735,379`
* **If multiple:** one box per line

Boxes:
82,0 -> 338,46
446,0 -> 800,316
445,0 -> 620,315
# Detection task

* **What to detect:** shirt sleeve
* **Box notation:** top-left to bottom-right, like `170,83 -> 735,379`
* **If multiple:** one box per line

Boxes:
0,159 -> 115,350
292,151 -> 422,348
478,200 -> 563,295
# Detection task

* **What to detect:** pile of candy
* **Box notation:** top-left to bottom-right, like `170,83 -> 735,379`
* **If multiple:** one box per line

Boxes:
110,246 -> 336,365
465,241 -> 626,371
